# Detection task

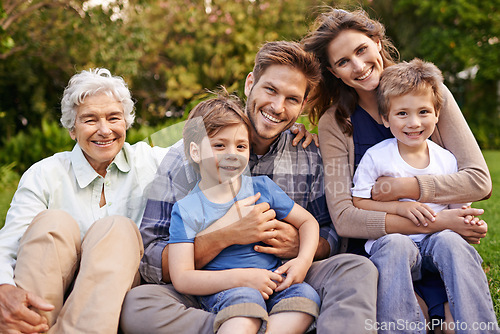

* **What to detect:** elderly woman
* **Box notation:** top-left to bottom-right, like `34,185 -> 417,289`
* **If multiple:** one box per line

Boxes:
0,68 -> 168,333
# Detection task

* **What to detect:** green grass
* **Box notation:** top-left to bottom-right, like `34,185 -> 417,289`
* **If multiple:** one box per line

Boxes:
473,151 -> 500,320
0,151 -> 499,321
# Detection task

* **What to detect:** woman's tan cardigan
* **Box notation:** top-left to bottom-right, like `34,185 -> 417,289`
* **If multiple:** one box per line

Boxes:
318,85 -> 492,253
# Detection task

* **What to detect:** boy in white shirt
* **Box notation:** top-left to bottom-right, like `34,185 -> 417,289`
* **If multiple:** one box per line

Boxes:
352,59 -> 474,332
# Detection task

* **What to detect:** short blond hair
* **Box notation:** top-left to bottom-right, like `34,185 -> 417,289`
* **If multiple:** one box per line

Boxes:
377,58 -> 444,120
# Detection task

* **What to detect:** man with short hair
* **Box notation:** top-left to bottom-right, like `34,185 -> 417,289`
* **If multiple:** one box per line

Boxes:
121,41 -> 378,334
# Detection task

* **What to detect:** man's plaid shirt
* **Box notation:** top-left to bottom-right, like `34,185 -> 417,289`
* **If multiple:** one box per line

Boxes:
139,130 -> 339,284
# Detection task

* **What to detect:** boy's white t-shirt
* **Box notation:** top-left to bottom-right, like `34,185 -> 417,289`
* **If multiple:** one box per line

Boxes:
351,138 -> 460,254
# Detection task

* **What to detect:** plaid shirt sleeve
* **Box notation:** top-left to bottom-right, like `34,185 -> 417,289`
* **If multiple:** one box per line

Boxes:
139,140 -> 198,283
307,152 -> 340,256
250,131 -> 339,257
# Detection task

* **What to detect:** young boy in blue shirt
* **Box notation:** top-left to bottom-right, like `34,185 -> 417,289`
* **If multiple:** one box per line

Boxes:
168,92 -> 320,334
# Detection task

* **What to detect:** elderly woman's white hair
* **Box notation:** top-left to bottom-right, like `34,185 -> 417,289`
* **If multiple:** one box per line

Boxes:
60,68 -> 135,130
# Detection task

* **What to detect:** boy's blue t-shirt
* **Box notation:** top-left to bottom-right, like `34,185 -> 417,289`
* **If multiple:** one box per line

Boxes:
169,175 -> 295,271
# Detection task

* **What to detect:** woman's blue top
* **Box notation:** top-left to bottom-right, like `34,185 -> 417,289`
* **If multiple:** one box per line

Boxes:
351,104 -> 393,171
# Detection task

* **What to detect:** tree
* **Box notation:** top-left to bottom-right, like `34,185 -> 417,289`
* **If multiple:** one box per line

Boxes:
129,0 -> 325,125
365,0 -> 500,148
0,0 -> 148,143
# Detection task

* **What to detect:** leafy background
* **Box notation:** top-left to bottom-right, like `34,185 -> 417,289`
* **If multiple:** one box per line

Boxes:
0,0 -> 499,322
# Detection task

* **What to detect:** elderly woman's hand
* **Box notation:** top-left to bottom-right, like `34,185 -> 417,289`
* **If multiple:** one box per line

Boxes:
0,284 -> 54,333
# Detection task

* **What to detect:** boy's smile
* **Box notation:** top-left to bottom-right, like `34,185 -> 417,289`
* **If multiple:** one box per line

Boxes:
192,123 -> 250,189
383,90 -> 439,154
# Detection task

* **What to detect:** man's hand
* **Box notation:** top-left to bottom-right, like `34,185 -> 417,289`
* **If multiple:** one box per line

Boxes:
254,220 -> 299,259
290,123 -> 319,148
0,284 -> 54,334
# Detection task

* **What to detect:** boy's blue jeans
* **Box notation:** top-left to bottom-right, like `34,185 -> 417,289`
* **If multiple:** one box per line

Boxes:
369,229 -> 499,334
199,282 -> 320,332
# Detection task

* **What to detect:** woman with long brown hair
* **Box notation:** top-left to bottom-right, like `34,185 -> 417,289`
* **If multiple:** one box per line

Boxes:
302,7 -> 497,332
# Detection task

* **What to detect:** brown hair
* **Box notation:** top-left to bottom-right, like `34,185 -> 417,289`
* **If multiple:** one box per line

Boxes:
302,7 -> 399,133
377,58 -> 444,120
183,89 -> 252,172
252,41 -> 321,103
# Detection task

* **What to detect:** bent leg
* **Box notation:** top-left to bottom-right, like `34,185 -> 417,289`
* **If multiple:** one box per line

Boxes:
50,215 -> 143,334
304,253 -> 378,334
200,287 -> 267,333
266,283 -> 319,334
14,210 -> 81,327
420,230 -> 499,330
369,233 -> 425,333
121,284 -> 216,334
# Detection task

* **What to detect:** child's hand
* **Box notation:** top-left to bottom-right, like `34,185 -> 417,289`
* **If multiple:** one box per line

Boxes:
273,258 -> 310,292
396,201 -> 436,226
236,268 -> 283,300
460,205 -> 484,226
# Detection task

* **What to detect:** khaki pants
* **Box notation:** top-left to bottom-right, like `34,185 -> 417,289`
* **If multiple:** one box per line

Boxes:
121,254 -> 378,333
14,210 -> 143,334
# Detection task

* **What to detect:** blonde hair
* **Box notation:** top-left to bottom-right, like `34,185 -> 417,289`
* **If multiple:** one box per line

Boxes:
377,58 -> 444,120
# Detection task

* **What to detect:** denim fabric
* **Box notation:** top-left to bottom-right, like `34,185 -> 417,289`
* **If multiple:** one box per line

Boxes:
369,230 -> 499,334
199,283 -> 320,315
199,283 -> 320,332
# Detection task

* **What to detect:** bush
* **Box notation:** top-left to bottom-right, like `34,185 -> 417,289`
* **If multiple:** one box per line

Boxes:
0,163 -> 20,229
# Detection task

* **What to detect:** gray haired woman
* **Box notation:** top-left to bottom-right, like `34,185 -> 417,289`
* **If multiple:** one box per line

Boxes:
0,68 -> 168,333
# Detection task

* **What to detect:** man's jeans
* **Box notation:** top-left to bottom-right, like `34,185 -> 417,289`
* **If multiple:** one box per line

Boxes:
370,230 -> 498,334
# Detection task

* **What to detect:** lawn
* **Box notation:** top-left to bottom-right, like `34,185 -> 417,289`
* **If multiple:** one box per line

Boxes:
0,151 -> 499,321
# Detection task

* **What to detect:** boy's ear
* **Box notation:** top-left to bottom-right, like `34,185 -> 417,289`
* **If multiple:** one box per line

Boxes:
382,117 -> 390,128
189,142 -> 201,163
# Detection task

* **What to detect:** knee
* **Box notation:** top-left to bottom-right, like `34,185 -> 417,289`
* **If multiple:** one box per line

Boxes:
85,216 -> 143,256
292,283 -> 321,306
339,254 -> 378,281
431,230 -> 480,260
23,209 -> 80,244
373,234 -> 418,258
220,287 -> 266,309
432,230 -> 465,249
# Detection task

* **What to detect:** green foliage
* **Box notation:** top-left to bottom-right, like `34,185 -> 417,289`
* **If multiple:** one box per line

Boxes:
0,163 -> 20,229
0,0 -> 499,149
0,120 -> 74,174
130,0 -> 324,125
365,0 -> 500,149
473,150 -> 500,320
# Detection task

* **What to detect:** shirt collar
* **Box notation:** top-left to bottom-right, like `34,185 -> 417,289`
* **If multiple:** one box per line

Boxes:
250,131 -> 288,162
70,143 -> 131,188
